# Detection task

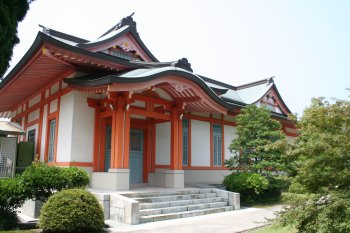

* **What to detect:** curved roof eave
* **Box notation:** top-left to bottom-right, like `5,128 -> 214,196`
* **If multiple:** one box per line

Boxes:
0,33 -> 44,89
76,26 -> 159,62
270,84 -> 292,114
64,68 -> 246,110
0,32 -> 145,90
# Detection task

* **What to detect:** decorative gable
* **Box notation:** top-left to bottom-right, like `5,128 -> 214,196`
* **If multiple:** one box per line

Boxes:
257,88 -> 290,115
77,14 -> 157,62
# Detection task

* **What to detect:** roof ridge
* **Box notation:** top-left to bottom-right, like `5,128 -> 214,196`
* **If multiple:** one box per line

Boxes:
199,75 -> 237,90
236,76 -> 274,90
99,13 -> 136,38
38,25 -> 89,43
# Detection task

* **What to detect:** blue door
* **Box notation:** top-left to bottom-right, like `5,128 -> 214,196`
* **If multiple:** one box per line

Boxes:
104,125 -> 112,172
129,129 -> 143,184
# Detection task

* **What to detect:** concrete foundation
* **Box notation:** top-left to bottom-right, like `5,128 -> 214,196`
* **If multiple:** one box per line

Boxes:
18,199 -> 43,218
148,169 -> 184,188
90,169 -> 130,190
110,194 -> 140,224
184,169 -> 231,184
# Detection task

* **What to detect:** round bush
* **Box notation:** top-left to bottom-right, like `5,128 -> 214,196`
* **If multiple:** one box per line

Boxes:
223,172 -> 269,203
39,189 -> 104,233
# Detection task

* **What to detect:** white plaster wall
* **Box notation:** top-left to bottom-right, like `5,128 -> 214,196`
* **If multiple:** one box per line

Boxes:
40,104 -> 48,161
191,120 -> 210,166
28,94 -> 41,108
131,100 -> 145,108
70,92 -> 95,163
27,109 -> 39,123
184,170 -> 231,184
155,122 -> 170,165
45,89 -> 49,99
56,93 -> 74,162
224,125 -> 236,160
50,82 -> 59,95
50,99 -> 58,113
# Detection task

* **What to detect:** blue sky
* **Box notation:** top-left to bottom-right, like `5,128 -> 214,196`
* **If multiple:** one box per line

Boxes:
7,0 -> 350,115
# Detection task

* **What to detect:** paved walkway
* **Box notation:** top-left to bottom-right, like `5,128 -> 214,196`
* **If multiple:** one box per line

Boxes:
105,205 -> 282,233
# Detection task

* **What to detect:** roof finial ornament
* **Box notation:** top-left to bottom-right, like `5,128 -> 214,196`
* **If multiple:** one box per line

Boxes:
39,24 -> 50,35
115,12 -> 137,31
174,58 -> 193,72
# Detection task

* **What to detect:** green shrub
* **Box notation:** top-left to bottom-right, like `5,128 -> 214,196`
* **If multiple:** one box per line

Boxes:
259,175 -> 290,202
279,192 -> 350,233
224,172 -> 289,204
223,172 -> 269,203
20,162 -> 89,201
0,177 -> 26,230
39,189 -> 104,233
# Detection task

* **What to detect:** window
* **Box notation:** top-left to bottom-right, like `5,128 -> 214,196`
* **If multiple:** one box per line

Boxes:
212,124 -> 222,166
47,119 -> 56,162
28,129 -> 35,143
182,118 -> 189,166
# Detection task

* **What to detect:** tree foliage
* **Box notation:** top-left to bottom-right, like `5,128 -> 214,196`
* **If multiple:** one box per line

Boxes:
278,97 -> 350,233
226,105 -> 286,173
0,0 -> 32,78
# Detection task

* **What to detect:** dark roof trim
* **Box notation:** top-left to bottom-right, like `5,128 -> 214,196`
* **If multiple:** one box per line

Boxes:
39,25 -> 89,43
199,75 -> 237,90
77,15 -> 158,62
65,69 -> 292,119
0,32 -> 145,90
130,58 -> 193,72
0,33 -> 44,89
39,33 -> 143,68
270,84 -> 292,114
99,13 -> 136,38
64,69 -> 246,109
236,77 -> 274,90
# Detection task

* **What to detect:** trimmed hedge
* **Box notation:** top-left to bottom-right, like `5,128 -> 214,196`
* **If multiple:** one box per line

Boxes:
223,172 -> 289,204
39,189 -> 104,233
20,162 -> 90,201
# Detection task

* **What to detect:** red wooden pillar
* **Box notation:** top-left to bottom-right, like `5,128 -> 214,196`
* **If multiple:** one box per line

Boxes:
123,109 -> 131,169
111,97 -> 124,169
177,117 -> 183,170
92,107 -> 101,172
170,107 -> 180,170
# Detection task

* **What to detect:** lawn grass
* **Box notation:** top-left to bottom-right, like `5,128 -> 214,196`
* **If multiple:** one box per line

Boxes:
251,224 -> 297,233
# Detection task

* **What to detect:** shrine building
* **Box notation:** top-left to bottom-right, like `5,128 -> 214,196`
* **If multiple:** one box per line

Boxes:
0,15 -> 297,190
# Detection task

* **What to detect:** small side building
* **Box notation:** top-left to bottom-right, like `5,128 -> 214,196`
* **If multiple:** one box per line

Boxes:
0,15 -> 297,189
0,121 -> 25,177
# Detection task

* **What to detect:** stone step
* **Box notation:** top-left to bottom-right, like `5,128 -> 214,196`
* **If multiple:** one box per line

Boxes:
139,196 -> 224,210
122,188 -> 212,198
140,206 -> 233,223
140,201 -> 229,216
134,192 -> 217,203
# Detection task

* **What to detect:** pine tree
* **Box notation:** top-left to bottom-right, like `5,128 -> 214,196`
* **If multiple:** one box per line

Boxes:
226,105 -> 286,173
0,0 -> 32,78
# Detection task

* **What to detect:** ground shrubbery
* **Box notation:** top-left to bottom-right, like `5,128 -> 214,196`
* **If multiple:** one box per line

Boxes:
39,188 -> 104,233
223,172 -> 289,204
20,162 -> 90,201
0,177 -> 26,230
0,162 -> 90,230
